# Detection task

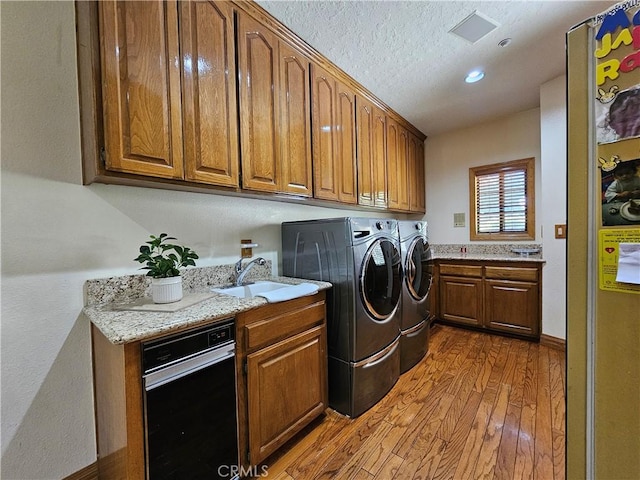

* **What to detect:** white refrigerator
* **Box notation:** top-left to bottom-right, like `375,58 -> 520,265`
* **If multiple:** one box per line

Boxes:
567,2 -> 640,478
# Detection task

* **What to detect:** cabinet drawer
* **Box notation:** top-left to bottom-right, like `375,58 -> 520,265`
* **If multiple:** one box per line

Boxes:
439,264 -> 483,278
485,266 -> 538,282
245,302 -> 325,351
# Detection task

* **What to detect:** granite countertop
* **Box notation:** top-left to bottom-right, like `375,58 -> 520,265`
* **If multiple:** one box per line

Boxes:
432,253 -> 546,263
429,243 -> 545,263
84,276 -> 332,345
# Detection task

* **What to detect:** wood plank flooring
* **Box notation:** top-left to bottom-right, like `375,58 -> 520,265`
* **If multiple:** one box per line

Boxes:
254,324 -> 566,480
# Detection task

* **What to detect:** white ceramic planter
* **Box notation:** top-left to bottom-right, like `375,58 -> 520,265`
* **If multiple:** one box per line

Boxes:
151,276 -> 183,304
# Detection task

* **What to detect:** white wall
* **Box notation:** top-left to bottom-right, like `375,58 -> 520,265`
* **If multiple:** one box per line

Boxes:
540,75 -> 568,340
424,108 -> 542,244
424,103 -> 567,340
0,3 -> 395,477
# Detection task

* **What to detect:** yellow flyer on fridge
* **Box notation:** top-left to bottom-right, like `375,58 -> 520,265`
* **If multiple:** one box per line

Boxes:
599,228 -> 640,293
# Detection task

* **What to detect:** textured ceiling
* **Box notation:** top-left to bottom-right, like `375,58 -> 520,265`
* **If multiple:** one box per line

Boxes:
257,0 -> 616,137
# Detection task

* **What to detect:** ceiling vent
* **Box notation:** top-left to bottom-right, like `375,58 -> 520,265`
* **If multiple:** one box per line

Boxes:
449,11 -> 500,44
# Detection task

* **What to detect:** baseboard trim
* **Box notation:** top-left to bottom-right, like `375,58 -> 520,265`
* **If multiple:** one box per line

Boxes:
540,333 -> 566,351
63,462 -> 98,480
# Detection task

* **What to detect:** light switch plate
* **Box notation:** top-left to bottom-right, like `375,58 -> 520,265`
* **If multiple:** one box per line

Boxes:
454,213 -> 466,228
555,224 -> 567,239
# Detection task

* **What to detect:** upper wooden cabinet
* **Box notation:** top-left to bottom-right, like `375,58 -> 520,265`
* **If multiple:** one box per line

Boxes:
409,132 -> 426,213
86,1 -> 425,208
237,11 -> 312,196
99,0 -> 184,179
278,42 -> 313,196
99,0 -> 239,186
180,0 -> 239,187
311,64 -> 357,204
356,95 -> 387,208
387,118 -> 410,212
236,13 -> 279,193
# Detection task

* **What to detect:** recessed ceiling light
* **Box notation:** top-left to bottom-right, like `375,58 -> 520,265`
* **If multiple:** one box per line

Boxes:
465,70 -> 485,83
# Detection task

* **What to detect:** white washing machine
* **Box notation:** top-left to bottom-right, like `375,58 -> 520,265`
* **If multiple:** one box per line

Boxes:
398,220 -> 434,373
282,217 -> 402,417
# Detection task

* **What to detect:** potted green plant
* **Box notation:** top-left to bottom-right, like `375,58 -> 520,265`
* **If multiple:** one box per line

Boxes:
134,233 -> 199,303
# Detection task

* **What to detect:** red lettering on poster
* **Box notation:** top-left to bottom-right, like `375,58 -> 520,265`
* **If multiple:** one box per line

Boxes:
620,49 -> 640,73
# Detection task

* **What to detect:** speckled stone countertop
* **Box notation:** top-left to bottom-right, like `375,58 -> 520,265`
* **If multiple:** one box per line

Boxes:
432,253 -> 545,263
83,263 -> 331,344
430,243 -> 545,263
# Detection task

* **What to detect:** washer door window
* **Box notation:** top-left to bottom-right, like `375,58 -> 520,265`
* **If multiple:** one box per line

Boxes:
361,239 -> 402,320
406,238 -> 433,301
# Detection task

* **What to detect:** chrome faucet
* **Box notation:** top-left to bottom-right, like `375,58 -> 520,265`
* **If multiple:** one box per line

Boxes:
234,257 -> 266,286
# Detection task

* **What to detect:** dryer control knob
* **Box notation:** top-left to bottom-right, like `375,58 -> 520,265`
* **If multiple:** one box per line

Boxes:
415,223 -> 421,230
376,221 -> 383,230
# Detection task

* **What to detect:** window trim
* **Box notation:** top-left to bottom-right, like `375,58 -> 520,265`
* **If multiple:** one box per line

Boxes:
469,157 -> 535,241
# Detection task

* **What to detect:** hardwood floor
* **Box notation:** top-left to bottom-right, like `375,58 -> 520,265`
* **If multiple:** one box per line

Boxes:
254,324 -> 566,480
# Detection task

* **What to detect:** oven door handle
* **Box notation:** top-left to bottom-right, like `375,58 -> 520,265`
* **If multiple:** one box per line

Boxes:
144,344 -> 235,391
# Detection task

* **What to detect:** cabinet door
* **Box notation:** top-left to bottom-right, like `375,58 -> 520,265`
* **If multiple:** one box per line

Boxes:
237,12 -> 280,192
279,42 -> 312,196
311,65 -> 357,204
409,133 -> 426,213
439,275 -> 483,327
372,105 -> 388,208
485,280 -> 540,338
311,65 -> 338,201
247,325 -> 327,464
415,139 -> 426,212
335,81 -> 358,204
387,119 -> 410,212
180,0 -> 239,187
100,0 -> 183,179
356,95 -> 375,206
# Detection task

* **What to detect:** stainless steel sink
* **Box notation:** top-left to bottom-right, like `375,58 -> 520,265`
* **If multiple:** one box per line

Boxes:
211,281 -> 293,299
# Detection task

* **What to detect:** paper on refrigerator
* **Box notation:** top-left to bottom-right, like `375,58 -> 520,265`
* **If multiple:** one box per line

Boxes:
616,243 -> 640,284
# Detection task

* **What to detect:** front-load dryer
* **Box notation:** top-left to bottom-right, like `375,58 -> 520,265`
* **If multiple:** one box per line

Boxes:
398,220 -> 434,373
282,217 -> 402,417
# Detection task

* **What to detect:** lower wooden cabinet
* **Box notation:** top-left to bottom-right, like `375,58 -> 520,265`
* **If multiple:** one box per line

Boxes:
485,278 -> 539,337
91,291 -> 328,478
92,326 -> 146,479
437,260 -> 542,339
247,326 -> 326,464
236,292 -> 328,467
439,275 -> 483,328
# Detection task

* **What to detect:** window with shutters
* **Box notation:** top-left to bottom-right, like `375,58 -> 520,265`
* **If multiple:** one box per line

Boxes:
469,158 -> 535,241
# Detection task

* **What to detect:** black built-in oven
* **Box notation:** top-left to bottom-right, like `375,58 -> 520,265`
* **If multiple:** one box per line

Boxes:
142,319 -> 239,480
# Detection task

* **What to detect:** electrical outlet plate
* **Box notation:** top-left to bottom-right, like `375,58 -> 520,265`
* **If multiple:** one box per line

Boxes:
454,213 -> 466,228
241,239 -> 253,258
